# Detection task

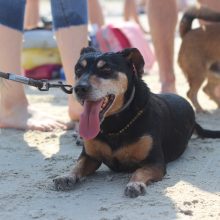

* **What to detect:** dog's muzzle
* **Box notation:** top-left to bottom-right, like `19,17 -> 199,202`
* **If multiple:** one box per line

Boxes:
74,82 -> 91,100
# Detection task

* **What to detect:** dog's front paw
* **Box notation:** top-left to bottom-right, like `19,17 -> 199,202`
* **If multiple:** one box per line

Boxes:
53,175 -> 78,191
124,181 -> 146,198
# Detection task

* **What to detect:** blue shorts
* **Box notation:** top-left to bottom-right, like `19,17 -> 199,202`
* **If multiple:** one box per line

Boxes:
0,0 -> 88,32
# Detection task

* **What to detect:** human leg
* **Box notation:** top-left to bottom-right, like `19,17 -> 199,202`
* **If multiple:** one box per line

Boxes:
24,0 -> 40,29
124,0 -> 133,21
147,0 -> 177,93
88,0 -> 104,28
0,1 -> 67,130
51,0 -> 88,121
124,0 -> 146,33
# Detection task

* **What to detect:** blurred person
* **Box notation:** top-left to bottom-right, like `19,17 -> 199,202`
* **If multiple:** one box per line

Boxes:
0,0 -> 88,131
24,0 -> 105,30
147,0 -> 177,93
124,0 -> 147,33
88,0 -> 105,28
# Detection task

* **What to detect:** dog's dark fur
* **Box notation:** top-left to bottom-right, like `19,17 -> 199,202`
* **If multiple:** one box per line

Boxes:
53,47 -> 220,198
178,6 -> 220,112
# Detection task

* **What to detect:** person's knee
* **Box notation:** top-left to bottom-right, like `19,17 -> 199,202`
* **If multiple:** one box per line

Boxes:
51,0 -> 88,30
0,1 -> 26,32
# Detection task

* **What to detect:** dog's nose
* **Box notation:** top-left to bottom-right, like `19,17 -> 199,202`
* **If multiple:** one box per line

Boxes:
74,83 -> 91,97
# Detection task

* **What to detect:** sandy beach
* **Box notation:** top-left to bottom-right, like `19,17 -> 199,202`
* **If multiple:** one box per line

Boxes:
1,56 -> 220,220
0,1 -> 220,219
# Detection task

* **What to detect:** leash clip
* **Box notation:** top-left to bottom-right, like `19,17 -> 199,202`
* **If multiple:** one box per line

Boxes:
38,80 -> 73,94
55,81 -> 73,94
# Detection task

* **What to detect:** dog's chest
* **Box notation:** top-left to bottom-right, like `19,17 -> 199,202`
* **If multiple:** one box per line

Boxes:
84,136 -> 153,169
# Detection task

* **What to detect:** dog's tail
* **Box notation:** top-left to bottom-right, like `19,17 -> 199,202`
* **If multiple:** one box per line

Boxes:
194,123 -> 220,138
180,5 -> 220,38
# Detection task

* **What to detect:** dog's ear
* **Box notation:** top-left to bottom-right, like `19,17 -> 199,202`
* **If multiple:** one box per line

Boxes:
80,47 -> 97,55
119,48 -> 145,77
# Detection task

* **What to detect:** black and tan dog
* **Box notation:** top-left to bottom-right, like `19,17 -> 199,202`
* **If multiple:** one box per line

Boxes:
53,47 -> 220,198
178,6 -> 220,112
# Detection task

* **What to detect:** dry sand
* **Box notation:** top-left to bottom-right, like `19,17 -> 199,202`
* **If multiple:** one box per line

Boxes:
0,4 -> 220,219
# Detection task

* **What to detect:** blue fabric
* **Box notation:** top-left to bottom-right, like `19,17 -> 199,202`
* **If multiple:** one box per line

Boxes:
0,0 -> 88,32
0,0 -> 26,31
51,0 -> 88,30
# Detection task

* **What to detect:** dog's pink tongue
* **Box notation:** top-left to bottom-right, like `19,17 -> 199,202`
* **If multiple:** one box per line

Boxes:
79,100 -> 103,140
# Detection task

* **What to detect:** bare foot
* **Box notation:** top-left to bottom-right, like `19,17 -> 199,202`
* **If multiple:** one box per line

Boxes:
0,82 -> 70,131
0,104 -> 70,131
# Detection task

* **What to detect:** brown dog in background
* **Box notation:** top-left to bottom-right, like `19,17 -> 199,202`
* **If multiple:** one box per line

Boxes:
178,6 -> 220,112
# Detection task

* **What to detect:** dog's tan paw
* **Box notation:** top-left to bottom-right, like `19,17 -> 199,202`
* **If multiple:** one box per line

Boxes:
53,175 -> 77,191
124,182 -> 146,198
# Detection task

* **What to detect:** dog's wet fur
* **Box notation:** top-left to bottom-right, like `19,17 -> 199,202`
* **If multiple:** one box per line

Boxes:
53,47 -> 220,198
178,5 -> 220,112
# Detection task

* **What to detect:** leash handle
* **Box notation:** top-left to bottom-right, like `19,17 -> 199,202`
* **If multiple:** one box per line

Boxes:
7,73 -> 45,90
0,71 -> 10,79
0,71 -> 44,89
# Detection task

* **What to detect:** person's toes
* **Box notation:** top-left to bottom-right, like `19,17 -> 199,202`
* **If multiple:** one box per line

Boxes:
29,120 -> 54,132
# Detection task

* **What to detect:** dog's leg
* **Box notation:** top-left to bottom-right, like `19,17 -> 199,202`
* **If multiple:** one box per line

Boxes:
124,164 -> 166,198
203,75 -> 220,108
187,78 -> 205,112
53,154 -> 101,191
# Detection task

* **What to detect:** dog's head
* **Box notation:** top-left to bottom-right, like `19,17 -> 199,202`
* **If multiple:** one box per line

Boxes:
74,47 -> 145,140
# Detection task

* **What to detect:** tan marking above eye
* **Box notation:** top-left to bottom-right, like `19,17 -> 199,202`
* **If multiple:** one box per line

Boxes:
97,60 -> 106,68
80,59 -> 87,67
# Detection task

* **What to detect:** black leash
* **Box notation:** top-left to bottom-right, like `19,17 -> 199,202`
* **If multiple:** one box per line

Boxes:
0,71 -> 73,94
